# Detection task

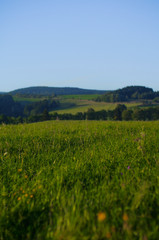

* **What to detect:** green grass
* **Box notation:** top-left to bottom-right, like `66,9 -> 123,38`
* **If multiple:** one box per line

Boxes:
13,96 -> 43,102
13,95 -> 143,114
0,121 -> 159,239
59,94 -> 101,100
51,99 -> 141,114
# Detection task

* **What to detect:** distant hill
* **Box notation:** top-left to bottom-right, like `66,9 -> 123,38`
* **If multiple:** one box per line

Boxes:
96,86 -> 159,102
10,86 -> 107,97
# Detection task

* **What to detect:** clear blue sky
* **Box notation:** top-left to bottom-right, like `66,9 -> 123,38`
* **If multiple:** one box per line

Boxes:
0,0 -> 159,92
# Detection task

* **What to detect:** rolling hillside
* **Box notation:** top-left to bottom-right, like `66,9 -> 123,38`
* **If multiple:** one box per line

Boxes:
96,86 -> 159,102
10,86 -> 107,96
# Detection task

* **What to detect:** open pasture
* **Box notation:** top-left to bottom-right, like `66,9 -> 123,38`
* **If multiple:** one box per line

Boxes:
13,96 -> 43,103
0,121 -> 159,239
51,99 -> 141,114
58,94 -> 101,100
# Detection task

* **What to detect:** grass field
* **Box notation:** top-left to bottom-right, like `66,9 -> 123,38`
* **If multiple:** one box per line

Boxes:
51,99 -> 141,114
59,94 -> 101,100
13,97 -> 43,102
0,120 -> 159,239
13,95 -> 141,114
13,95 -> 157,115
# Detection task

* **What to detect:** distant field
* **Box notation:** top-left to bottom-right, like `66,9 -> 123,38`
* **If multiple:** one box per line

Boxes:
13,95 -> 158,115
59,94 -> 100,100
0,121 -> 159,239
51,99 -> 141,114
13,94 -> 99,103
13,96 -> 43,102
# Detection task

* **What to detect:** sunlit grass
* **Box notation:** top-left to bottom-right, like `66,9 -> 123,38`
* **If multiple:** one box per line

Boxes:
50,99 -> 141,114
0,121 -> 159,239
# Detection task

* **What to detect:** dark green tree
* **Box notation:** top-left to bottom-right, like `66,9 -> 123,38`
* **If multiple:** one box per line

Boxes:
86,108 -> 96,120
113,104 -> 127,120
42,109 -> 50,121
122,110 -> 133,121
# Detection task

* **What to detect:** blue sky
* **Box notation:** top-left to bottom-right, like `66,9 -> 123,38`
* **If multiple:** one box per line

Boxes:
0,0 -> 159,92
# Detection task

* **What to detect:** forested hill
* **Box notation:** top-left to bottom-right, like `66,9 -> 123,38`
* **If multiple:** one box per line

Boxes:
0,94 -> 59,117
96,86 -> 159,102
10,86 -> 107,96
0,95 -> 23,117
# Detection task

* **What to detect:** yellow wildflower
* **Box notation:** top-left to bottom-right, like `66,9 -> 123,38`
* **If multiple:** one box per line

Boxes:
18,169 -> 22,172
97,212 -> 106,222
17,197 -> 21,201
123,213 -> 129,222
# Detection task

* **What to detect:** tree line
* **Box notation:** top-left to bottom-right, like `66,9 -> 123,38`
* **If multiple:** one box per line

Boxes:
0,95 -> 59,117
1,104 -> 159,124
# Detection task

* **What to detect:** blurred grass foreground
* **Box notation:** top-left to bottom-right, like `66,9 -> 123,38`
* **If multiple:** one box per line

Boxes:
0,120 -> 159,240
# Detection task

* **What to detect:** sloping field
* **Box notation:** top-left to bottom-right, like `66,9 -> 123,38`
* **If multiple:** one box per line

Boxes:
12,94 -> 149,114
51,99 -> 141,114
0,121 -> 159,239
13,97 -> 43,102
59,94 -> 101,100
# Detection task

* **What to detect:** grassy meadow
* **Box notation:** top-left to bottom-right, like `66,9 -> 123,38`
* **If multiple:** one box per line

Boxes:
13,97 -> 43,103
50,98 -> 141,114
12,94 -> 142,114
58,94 -> 101,100
0,120 -> 159,239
